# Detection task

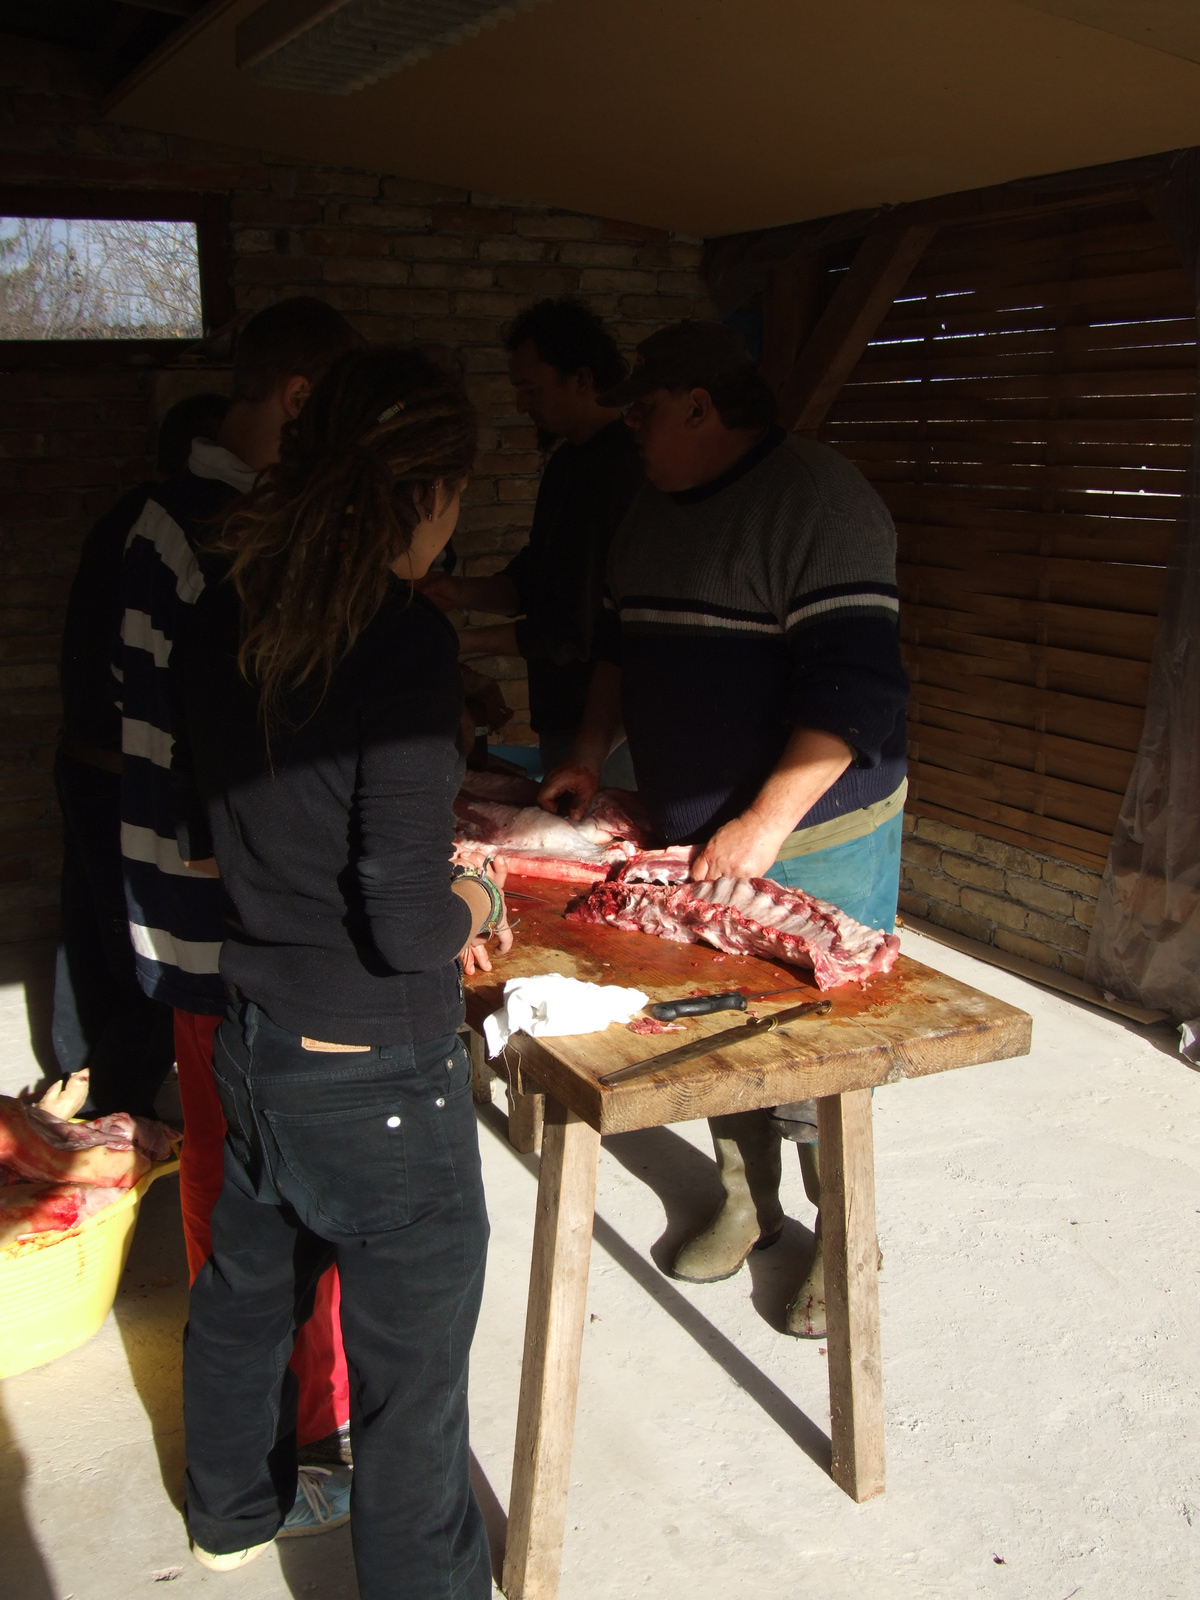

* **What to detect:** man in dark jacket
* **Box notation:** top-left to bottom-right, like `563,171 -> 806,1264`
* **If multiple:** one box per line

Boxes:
419,298 -> 644,783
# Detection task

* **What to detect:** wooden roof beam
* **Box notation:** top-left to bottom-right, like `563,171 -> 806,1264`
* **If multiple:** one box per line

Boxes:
776,225 -> 935,434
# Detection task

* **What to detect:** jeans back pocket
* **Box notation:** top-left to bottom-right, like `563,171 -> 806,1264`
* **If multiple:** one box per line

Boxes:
263,1101 -> 409,1234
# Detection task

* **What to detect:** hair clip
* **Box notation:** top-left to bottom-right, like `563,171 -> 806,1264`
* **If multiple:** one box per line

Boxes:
376,400 -> 406,424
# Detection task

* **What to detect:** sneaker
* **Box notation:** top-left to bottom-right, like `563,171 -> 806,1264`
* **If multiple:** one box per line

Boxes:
277,1465 -> 352,1538
299,1421 -> 353,1468
191,1539 -> 274,1572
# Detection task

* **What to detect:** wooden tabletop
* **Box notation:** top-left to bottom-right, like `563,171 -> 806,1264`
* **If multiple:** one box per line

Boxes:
464,875 -> 1032,1134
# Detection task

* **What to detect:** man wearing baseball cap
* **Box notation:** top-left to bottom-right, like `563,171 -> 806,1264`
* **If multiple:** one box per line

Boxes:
540,320 -> 909,1337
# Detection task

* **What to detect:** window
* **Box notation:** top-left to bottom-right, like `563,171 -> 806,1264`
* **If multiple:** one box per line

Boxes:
0,189 -> 232,350
0,216 -> 202,341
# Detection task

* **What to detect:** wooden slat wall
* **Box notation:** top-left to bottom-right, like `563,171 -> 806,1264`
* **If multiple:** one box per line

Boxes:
819,200 -> 1197,870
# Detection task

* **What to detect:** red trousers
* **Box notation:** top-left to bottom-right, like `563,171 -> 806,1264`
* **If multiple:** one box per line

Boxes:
174,1010 -> 350,1447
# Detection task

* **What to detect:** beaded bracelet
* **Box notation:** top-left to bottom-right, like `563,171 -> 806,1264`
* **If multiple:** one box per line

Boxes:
450,863 -> 505,936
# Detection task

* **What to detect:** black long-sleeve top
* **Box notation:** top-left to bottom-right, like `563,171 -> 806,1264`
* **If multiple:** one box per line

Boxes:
172,576 -> 472,1045
503,420 -> 644,736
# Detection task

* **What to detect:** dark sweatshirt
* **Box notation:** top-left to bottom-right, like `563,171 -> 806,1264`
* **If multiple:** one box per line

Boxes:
172,577 -> 472,1045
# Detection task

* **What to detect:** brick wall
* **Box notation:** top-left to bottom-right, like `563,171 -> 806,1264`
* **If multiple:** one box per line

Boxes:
0,71 -> 714,943
900,817 -> 1101,978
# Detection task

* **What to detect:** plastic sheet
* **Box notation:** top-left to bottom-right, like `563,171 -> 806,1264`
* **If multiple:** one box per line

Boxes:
1085,149 -> 1200,1021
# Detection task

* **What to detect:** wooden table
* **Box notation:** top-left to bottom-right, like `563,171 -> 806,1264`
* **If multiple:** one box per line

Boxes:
464,877 -> 1032,1600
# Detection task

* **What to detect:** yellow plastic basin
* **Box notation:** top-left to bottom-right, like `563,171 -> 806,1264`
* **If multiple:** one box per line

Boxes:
0,1158 -> 180,1380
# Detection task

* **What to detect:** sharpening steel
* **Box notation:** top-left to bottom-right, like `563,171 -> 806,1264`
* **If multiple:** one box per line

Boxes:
598,998 -> 833,1087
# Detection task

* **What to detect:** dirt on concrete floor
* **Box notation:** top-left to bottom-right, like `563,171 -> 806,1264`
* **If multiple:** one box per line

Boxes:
1,927 -> 1198,1599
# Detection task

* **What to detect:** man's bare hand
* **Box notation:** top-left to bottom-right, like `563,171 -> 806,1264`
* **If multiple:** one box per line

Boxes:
690,814 -> 788,882
538,763 -> 600,822
184,857 -> 220,878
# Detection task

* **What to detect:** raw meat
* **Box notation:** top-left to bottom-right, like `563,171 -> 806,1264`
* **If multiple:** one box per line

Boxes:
26,1106 -> 176,1162
627,1017 -> 686,1034
566,857 -> 900,991
452,784 -> 659,882
0,1096 -> 152,1190
0,1181 -> 120,1251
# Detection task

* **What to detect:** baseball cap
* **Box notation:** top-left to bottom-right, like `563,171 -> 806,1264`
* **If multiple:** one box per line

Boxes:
599,320 -> 756,407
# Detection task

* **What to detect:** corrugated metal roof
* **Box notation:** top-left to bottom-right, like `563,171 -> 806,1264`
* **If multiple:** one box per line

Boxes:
250,0 -> 544,94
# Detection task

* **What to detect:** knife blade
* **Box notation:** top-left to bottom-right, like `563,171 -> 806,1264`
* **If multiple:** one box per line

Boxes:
648,982 -> 813,1022
598,998 -> 832,1087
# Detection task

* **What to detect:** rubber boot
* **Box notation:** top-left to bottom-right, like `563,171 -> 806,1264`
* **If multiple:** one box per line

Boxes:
785,1141 -> 825,1338
671,1111 -> 784,1282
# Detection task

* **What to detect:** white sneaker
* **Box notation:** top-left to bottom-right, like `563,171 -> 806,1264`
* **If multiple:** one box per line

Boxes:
191,1538 -> 273,1572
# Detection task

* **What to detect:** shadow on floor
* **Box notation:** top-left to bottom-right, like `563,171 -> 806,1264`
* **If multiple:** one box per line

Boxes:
0,1389 -> 57,1600
110,1173 -> 191,1508
602,1124 -> 722,1273
477,1104 -> 831,1474
470,1449 -> 508,1586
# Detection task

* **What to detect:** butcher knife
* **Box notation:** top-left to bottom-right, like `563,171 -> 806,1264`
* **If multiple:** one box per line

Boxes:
598,998 -> 832,1087
648,983 -> 813,1021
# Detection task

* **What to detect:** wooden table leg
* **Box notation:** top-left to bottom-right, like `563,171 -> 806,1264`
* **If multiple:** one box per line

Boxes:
817,1087 -> 885,1503
507,1080 -> 545,1156
502,1097 -> 601,1600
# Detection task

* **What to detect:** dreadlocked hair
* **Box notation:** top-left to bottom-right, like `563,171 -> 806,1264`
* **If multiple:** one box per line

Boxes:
216,345 -> 477,728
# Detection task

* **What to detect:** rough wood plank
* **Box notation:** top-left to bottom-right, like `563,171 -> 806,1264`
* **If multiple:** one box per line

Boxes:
463,882 -> 1032,1135
908,762 -> 1117,858
846,366 -> 1197,404
897,521 -> 1174,574
503,1101 -> 601,1600
908,743 -> 1123,832
906,706 -> 1136,795
508,1082 -> 545,1156
777,226 -> 935,432
904,797 -> 1109,871
901,637 -> 1151,711
827,392 -> 1196,424
863,458 -> 1185,496
819,1089 -> 885,1503
897,553 -> 1167,615
760,251 -> 822,393
907,677 -> 1146,752
900,595 -> 1158,664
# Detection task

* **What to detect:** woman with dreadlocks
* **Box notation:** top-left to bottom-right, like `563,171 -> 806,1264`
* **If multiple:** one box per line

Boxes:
171,346 -> 505,1597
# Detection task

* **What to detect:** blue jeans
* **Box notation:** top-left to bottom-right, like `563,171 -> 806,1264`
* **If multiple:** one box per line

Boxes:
763,810 -> 903,934
184,1002 -> 491,1599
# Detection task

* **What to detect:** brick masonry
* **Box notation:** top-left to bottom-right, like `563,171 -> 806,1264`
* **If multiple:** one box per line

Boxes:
0,74 -> 714,942
900,814 -> 1103,979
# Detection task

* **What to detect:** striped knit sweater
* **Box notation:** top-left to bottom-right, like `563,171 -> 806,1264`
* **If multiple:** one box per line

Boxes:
118,439 -> 255,1014
601,426 -> 909,845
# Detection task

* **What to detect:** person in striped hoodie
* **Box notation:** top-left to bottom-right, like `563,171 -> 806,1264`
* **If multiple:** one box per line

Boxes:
117,298 -> 361,1514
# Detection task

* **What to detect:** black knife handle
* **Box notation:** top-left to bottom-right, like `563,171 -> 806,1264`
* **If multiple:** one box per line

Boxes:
649,992 -> 748,1021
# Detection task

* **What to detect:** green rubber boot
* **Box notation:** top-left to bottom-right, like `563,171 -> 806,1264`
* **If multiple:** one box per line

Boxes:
671,1111 -> 784,1283
785,1141 -> 825,1338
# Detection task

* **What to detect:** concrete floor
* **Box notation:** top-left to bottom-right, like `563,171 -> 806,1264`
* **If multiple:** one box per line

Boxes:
2,928 -> 1198,1600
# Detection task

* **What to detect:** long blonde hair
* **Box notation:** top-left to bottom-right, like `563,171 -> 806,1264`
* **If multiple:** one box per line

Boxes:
217,346 -> 476,726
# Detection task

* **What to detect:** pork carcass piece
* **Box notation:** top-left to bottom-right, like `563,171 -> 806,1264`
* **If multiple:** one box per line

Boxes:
0,1095 -> 151,1189
566,855 -> 900,991
0,1181 -> 121,1252
452,786 -> 658,883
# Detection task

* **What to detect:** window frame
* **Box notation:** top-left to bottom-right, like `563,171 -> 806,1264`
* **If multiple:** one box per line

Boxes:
0,185 -> 233,364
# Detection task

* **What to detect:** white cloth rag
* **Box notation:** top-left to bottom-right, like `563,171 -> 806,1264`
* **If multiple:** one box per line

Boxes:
483,973 -> 649,1058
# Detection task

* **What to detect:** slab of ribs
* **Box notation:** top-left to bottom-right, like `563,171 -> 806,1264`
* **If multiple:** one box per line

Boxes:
455,773 -> 899,991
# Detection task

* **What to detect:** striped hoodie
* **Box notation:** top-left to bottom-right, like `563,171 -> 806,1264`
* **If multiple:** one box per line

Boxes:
600,426 -> 910,845
118,439 -> 255,1014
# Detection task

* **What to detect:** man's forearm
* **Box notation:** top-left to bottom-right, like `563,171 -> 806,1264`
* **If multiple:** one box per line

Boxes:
746,727 -> 854,840
690,726 -> 853,882
573,661 -> 624,773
